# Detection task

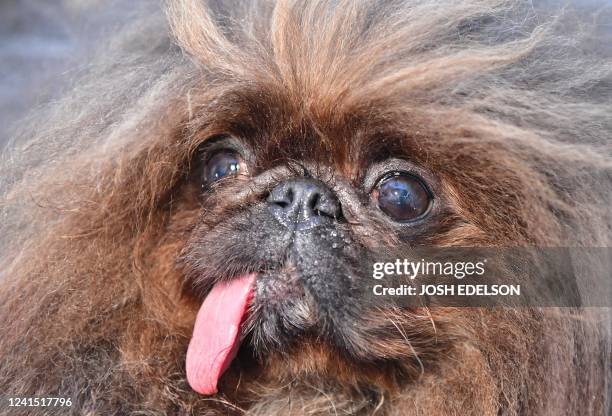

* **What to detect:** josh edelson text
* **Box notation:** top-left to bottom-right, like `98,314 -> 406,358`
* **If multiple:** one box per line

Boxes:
371,258 -> 521,297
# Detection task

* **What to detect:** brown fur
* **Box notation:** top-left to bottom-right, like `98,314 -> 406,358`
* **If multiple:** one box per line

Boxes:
1,0 -> 611,415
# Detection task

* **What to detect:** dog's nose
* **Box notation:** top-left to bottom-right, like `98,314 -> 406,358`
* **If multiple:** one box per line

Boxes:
267,178 -> 341,230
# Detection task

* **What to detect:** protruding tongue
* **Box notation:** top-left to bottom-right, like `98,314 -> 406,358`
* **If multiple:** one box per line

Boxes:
186,274 -> 256,395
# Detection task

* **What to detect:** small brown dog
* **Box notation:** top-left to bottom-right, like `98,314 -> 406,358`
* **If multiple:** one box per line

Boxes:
1,1 -> 610,415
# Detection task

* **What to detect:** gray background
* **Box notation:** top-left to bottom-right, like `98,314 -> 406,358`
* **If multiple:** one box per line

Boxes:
0,0 -> 143,147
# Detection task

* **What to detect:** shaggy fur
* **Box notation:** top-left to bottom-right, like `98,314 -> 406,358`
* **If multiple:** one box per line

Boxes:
1,0 -> 611,415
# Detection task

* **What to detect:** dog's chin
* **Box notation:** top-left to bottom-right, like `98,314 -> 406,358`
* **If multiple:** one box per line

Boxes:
220,270 -> 426,392
233,310 -> 424,397
207,267 -> 352,385
245,268 -> 320,354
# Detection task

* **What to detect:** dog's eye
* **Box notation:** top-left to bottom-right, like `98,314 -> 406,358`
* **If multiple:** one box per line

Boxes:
373,172 -> 432,222
202,150 -> 246,185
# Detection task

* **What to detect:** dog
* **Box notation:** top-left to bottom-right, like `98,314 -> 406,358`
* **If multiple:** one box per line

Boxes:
0,1 -> 610,414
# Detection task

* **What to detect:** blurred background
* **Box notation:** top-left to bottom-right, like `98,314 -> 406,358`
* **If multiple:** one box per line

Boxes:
0,0 -> 144,147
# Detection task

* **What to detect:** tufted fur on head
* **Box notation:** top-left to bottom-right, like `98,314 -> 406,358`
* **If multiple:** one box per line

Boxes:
0,0 -> 610,415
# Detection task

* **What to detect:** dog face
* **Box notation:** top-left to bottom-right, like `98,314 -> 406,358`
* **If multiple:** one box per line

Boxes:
1,1 -> 609,415
168,84 -> 546,396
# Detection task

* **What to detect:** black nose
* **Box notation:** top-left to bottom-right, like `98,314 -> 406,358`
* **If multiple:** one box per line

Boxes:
267,178 -> 341,230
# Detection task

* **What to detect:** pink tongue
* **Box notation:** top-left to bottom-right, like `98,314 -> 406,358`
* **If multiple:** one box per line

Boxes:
186,274 -> 256,395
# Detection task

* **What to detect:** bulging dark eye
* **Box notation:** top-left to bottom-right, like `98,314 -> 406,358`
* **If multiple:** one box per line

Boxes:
202,150 -> 246,185
373,172 -> 432,222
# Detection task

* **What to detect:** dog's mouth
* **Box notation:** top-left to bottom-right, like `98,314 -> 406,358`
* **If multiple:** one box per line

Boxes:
183,248 -> 443,397
181,221 -> 422,396
185,263 -> 318,396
